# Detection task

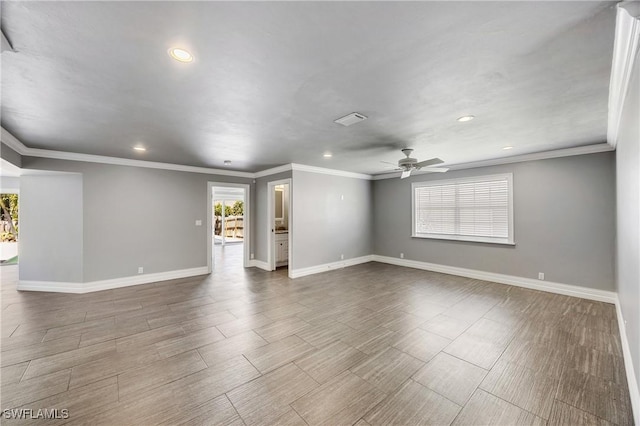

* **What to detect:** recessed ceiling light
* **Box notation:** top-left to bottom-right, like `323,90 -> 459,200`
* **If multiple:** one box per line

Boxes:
323,153 -> 333,158
223,160 -> 232,166
133,146 -> 146,152
502,146 -> 513,150
457,115 -> 475,122
168,48 -> 193,63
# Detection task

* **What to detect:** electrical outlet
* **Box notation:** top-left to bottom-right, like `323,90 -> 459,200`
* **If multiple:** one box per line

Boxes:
195,220 -> 202,226
340,254 -> 344,260
538,272 -> 544,280
138,267 -> 144,274
400,253 -> 404,259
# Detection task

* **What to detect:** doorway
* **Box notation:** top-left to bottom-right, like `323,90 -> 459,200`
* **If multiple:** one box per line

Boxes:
0,192 -> 19,266
0,160 -> 20,266
207,182 -> 250,273
267,179 -> 291,272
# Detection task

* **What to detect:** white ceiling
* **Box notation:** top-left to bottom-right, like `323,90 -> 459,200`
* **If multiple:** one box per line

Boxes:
1,1 -> 616,174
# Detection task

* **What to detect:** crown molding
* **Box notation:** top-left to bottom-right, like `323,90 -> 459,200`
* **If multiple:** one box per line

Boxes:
446,143 -> 614,171
2,127 -> 374,180
1,126 -> 255,178
0,127 -> 613,183
291,163 -> 372,180
28,147 -> 255,178
371,143 -> 614,180
254,164 -> 292,178
607,2 -> 640,149
1,127 -> 26,154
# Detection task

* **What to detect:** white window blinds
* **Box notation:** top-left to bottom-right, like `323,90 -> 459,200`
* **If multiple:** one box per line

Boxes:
412,174 -> 514,244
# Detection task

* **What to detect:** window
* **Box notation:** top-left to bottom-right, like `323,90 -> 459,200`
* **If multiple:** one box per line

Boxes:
412,173 -> 514,245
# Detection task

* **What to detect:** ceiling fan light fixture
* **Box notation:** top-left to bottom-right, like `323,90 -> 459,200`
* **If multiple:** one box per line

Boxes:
169,47 -> 193,63
457,115 -> 475,122
382,149 -> 448,179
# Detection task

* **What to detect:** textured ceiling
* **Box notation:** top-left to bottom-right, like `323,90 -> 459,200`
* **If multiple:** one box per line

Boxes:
0,1 -> 616,174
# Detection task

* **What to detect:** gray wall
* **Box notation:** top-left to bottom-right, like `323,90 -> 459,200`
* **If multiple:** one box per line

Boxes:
254,171 -> 292,263
0,142 -> 22,167
22,157 -> 252,282
373,152 -> 616,291
20,173 -> 83,282
291,170 -> 373,270
616,52 -> 640,393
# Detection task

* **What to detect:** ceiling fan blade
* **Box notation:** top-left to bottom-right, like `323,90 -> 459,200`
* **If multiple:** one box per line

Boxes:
380,160 -> 397,166
421,167 -> 449,173
415,158 -> 444,168
400,169 -> 412,179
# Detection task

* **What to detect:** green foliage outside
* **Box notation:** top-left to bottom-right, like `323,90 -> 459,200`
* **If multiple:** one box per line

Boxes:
214,200 -> 243,217
1,255 -> 18,265
0,194 -> 18,241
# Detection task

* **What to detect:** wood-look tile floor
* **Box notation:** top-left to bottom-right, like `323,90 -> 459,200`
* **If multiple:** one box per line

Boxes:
0,244 -> 633,425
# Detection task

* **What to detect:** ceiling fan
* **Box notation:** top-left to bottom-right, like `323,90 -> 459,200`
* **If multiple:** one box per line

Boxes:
381,148 -> 449,179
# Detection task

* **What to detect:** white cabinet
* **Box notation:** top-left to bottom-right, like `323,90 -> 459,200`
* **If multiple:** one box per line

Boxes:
275,233 -> 288,266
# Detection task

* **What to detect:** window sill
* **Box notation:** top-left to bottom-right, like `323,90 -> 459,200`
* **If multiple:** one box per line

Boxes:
411,234 -> 516,246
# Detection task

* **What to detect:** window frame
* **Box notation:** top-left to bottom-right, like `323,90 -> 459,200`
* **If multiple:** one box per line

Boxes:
411,173 -> 515,245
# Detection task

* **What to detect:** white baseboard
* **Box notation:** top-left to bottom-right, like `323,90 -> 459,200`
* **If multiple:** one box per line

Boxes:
249,260 -> 271,271
18,266 -> 210,294
289,255 -> 373,279
615,297 -> 640,425
371,255 -> 618,304
17,280 -> 85,293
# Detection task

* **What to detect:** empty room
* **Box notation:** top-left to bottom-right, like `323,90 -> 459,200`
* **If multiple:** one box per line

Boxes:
0,1 -> 639,425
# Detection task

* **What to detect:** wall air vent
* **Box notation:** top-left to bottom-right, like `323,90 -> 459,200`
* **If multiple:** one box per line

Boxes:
334,112 -> 368,127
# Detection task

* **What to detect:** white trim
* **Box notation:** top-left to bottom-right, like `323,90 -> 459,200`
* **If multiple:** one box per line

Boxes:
0,127 -> 24,154
411,234 -> 516,246
17,281 -> 84,293
3,126 -> 615,181
446,145 -> 614,171
289,255 -> 374,279
32,148 -> 254,178
18,266 -> 210,294
1,127 -> 254,178
288,178 -> 294,278
254,164 -> 292,178
371,255 -> 617,303
291,163 -> 372,180
411,173 -> 514,245
249,260 -> 271,271
207,182 -> 251,273
372,144 -> 614,180
615,296 -> 640,425
608,2 -> 640,149
267,178 -> 292,272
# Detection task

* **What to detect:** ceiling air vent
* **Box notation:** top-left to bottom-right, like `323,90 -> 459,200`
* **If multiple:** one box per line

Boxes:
334,112 -> 368,127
